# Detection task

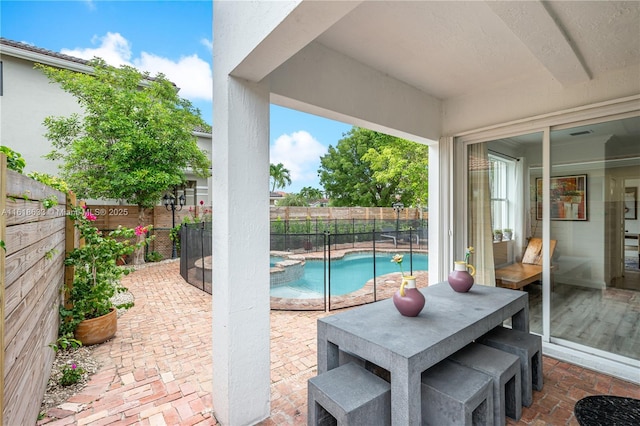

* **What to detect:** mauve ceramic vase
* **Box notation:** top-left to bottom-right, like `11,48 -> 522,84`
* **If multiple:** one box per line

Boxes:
448,261 -> 476,293
392,276 -> 425,317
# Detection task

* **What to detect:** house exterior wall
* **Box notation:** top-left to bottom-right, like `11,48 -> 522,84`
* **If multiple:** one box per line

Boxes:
0,54 -> 81,176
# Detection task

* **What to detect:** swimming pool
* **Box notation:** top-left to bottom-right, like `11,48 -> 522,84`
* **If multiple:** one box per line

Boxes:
270,256 -> 283,267
270,252 -> 428,299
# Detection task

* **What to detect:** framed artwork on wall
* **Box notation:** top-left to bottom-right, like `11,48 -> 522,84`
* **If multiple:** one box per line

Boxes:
536,174 -> 588,221
625,187 -> 637,220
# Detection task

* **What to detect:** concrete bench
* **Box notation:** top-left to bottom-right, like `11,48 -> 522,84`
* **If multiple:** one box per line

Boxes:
308,362 -> 391,425
421,359 -> 494,426
449,342 -> 522,426
478,327 -> 543,407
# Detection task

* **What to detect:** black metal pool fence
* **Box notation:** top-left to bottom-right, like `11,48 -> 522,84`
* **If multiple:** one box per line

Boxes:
270,218 -> 427,253
179,222 -> 213,293
180,219 -> 428,311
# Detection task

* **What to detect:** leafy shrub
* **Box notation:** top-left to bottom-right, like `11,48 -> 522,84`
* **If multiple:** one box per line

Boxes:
60,363 -> 85,386
0,146 -> 26,173
146,251 -> 163,262
27,171 -> 70,193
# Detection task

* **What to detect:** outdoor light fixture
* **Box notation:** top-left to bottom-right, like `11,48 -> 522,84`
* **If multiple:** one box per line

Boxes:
164,189 -> 186,258
392,195 -> 404,233
163,193 -> 186,211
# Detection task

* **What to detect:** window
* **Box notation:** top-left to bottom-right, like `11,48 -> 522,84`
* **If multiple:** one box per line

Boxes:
489,154 -> 515,231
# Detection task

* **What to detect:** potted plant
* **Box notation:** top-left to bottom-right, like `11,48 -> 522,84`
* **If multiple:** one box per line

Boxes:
493,229 -> 503,242
59,205 -> 151,345
502,228 -> 513,240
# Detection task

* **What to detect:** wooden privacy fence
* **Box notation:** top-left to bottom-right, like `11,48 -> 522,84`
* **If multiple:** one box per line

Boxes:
1,153 -> 72,426
270,206 -> 426,221
84,205 -> 426,229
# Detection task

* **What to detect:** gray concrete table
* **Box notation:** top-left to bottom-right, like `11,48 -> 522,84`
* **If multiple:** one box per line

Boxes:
317,282 -> 529,425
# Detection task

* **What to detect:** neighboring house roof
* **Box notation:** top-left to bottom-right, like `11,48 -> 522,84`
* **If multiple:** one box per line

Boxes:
0,37 -> 183,91
1,37 -> 91,68
0,37 -> 212,135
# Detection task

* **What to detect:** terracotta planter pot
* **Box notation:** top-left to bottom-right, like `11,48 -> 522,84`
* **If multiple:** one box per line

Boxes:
74,307 -> 117,345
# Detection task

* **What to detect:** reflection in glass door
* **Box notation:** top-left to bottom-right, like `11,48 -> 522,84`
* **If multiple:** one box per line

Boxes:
548,116 -> 640,361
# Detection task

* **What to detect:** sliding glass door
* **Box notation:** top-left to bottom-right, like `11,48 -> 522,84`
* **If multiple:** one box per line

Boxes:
548,116 -> 640,360
466,115 -> 640,363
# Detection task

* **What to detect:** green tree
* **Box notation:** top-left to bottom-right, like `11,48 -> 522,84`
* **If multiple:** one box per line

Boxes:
37,59 -> 210,264
270,162 -> 292,192
362,138 -> 429,206
318,127 -> 428,207
299,186 -> 324,203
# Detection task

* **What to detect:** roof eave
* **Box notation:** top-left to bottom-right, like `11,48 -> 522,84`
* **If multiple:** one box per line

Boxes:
1,43 -> 94,74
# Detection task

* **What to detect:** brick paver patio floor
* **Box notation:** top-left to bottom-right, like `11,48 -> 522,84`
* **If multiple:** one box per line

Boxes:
38,260 -> 639,425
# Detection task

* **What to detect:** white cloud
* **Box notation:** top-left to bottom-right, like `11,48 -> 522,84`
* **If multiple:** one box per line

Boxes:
200,38 -> 213,53
62,32 -> 132,66
60,32 -> 212,102
134,52 -> 212,101
271,131 -> 327,189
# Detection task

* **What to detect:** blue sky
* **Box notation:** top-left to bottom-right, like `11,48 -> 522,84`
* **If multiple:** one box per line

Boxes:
1,0 -> 352,192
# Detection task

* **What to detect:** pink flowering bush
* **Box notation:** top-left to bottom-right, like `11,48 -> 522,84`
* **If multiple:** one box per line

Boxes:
134,225 -> 149,236
186,200 -> 212,223
83,209 -> 97,221
60,205 -> 153,336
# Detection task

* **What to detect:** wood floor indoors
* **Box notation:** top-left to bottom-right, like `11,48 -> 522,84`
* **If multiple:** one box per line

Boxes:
526,266 -> 640,361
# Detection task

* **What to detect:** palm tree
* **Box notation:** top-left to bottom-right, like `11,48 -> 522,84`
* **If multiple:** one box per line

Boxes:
299,186 -> 324,202
270,163 -> 292,192
277,193 -> 308,206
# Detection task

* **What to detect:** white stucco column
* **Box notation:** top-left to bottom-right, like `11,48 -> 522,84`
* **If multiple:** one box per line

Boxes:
212,75 -> 271,425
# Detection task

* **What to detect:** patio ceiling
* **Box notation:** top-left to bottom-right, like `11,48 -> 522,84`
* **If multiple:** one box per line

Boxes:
313,1 -> 640,101
229,0 -> 640,141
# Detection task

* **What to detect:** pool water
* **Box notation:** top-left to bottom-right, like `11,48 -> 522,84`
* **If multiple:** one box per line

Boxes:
270,253 -> 428,299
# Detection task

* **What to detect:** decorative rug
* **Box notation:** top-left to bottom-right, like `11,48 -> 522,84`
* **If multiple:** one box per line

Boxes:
625,256 -> 640,271
574,395 -> 640,426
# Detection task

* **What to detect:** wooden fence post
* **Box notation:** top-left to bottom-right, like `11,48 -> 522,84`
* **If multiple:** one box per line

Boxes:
0,152 -> 7,426
64,193 -> 77,308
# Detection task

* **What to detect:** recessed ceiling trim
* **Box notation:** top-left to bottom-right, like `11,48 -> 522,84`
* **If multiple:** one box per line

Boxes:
486,0 -> 591,86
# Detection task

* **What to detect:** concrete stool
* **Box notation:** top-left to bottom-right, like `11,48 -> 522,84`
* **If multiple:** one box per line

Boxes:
478,326 -> 543,407
308,362 -> 391,425
421,359 -> 494,426
449,342 -> 522,425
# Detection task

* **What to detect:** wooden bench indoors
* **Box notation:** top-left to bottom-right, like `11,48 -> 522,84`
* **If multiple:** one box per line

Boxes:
495,238 -> 557,290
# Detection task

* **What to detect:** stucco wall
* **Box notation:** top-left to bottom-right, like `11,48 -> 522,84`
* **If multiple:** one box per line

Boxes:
0,55 -> 81,176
